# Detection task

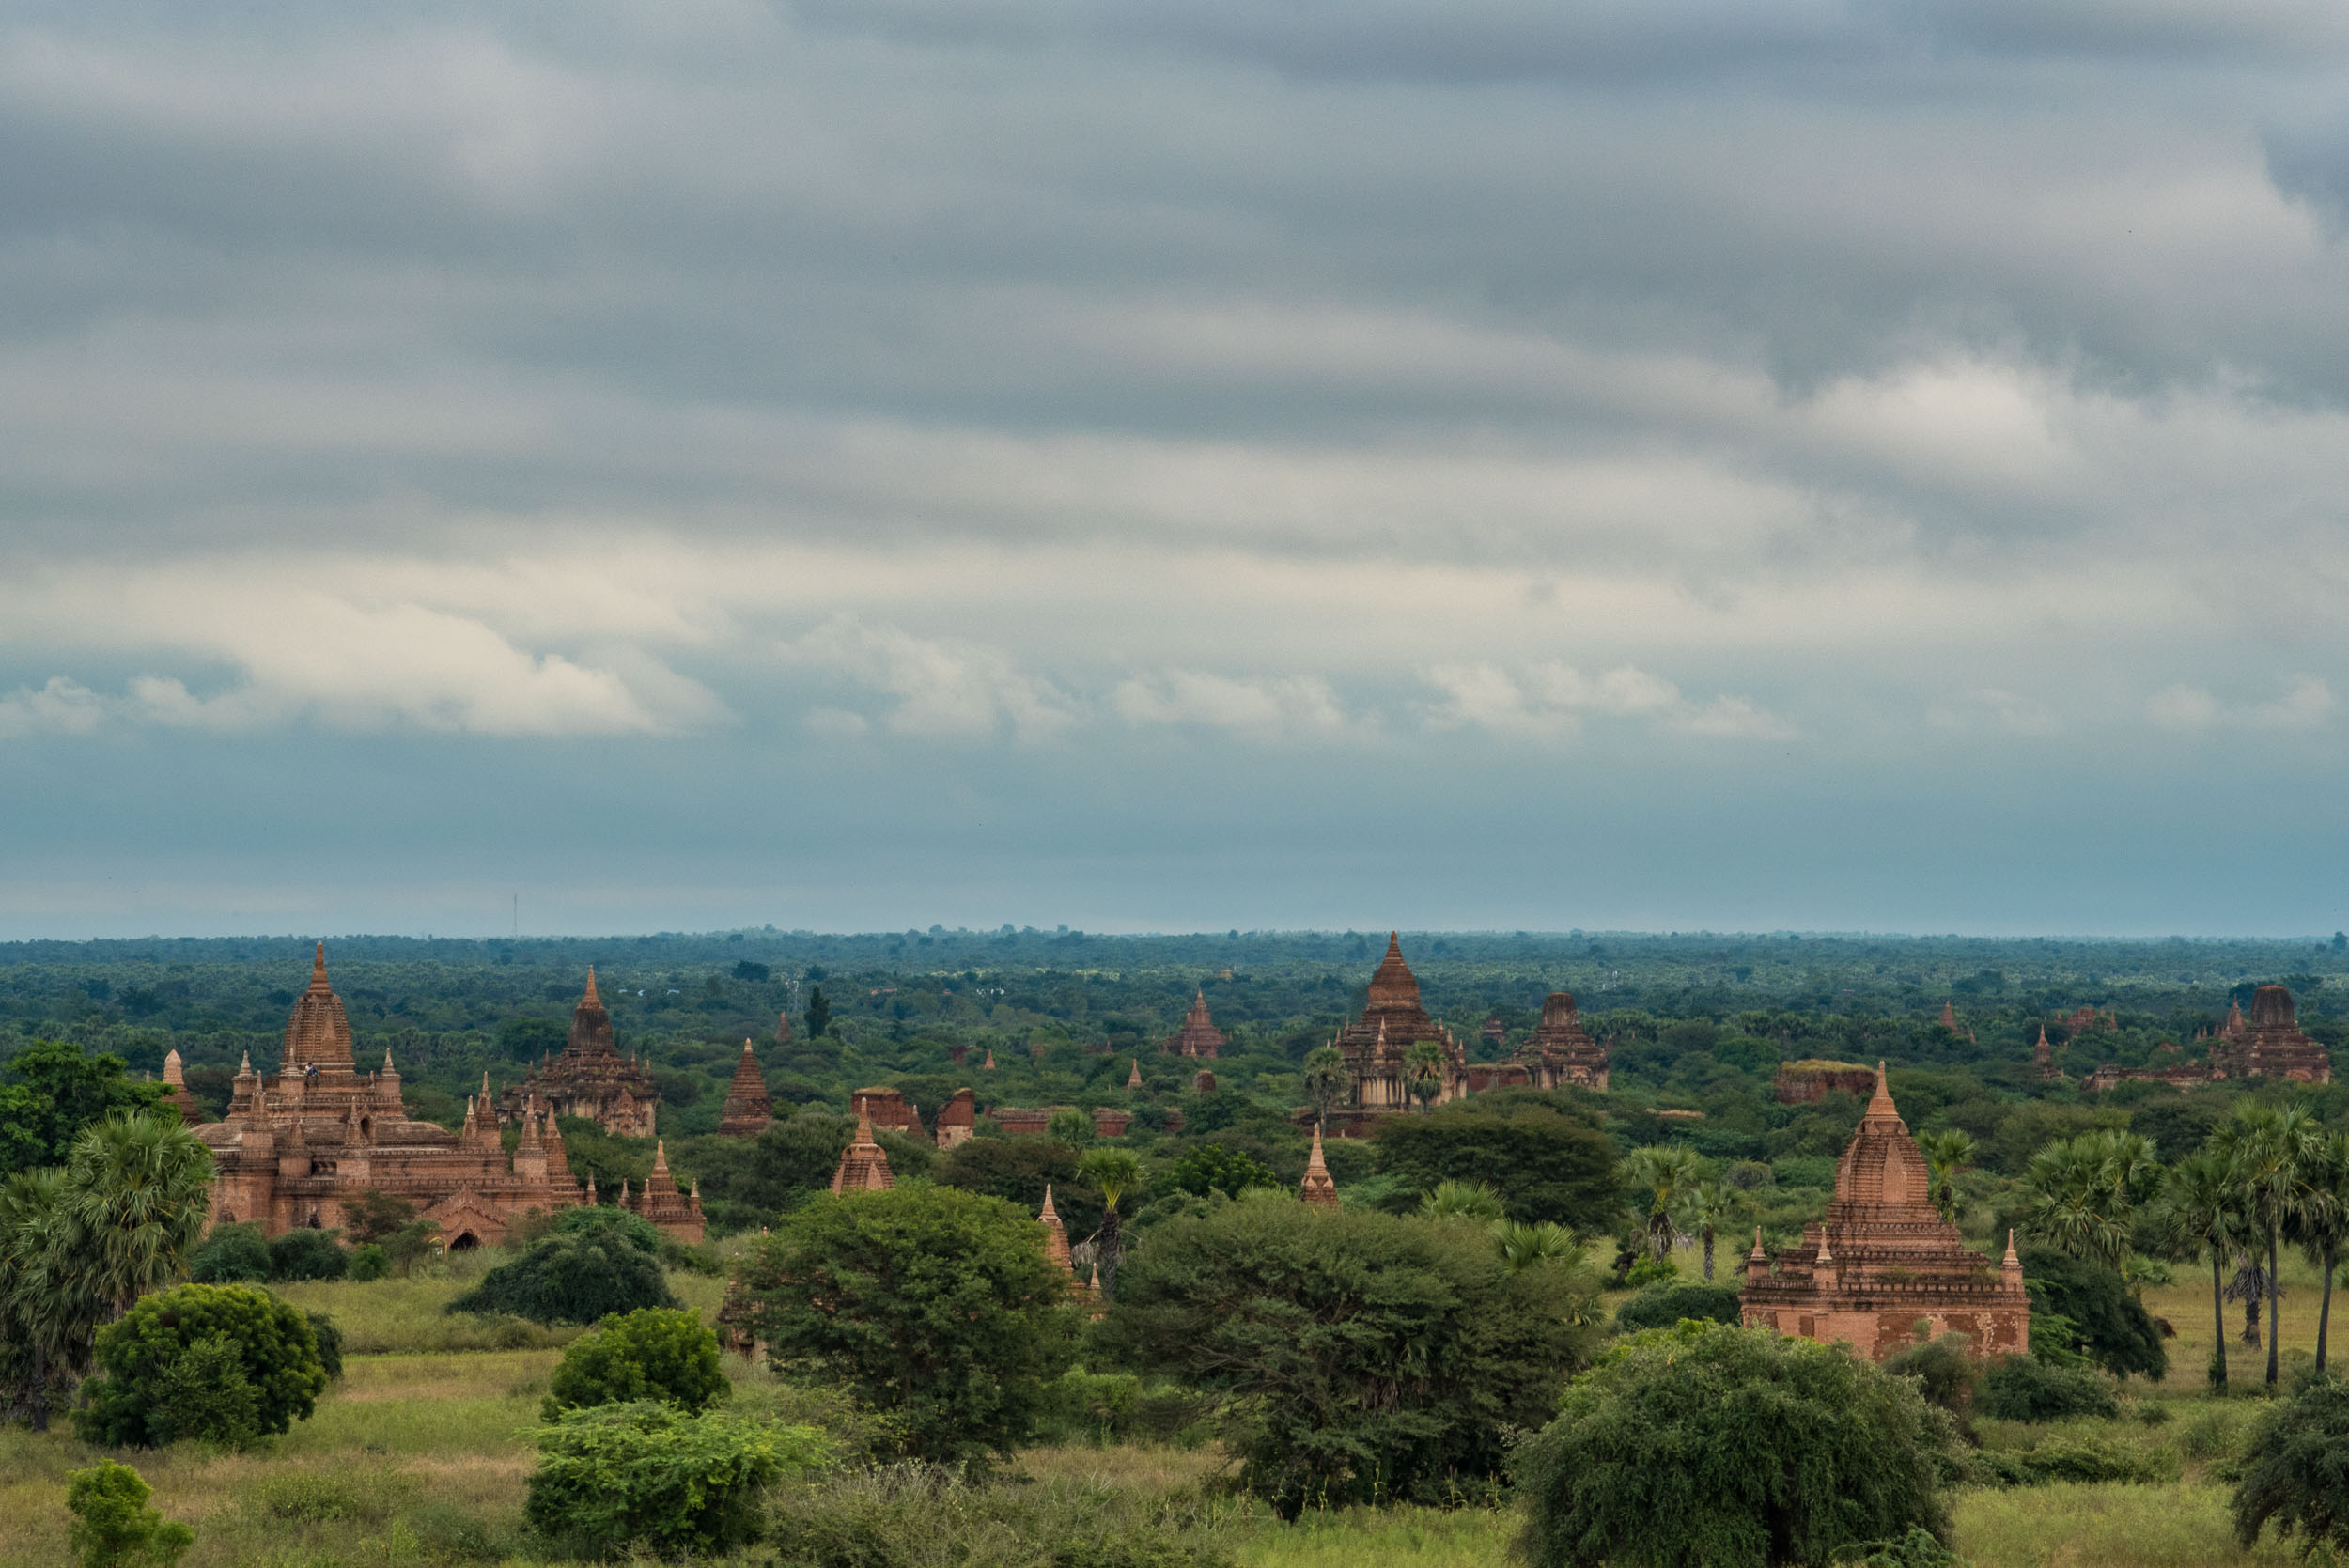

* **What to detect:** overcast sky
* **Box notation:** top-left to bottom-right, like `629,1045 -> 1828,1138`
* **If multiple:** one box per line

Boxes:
3,0 -> 2347,939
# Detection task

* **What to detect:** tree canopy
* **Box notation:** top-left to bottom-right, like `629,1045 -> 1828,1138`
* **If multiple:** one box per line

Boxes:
1372,1099 -> 1623,1231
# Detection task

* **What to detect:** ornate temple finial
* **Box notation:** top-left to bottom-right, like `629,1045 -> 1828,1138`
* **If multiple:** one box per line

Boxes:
382,1047 -> 397,1071
2003,1228 -> 2020,1269
619,1178 -> 631,1206
1749,1225 -> 1768,1265
310,941 -> 330,990
1301,1122 -> 1340,1207
583,966 -> 601,1007
652,1138 -> 671,1176
1040,1183 -> 1061,1222
1127,1058 -> 1143,1089
585,1172 -> 598,1203
1814,1231 -> 1833,1266
239,1048 -> 253,1075
855,1105 -> 875,1145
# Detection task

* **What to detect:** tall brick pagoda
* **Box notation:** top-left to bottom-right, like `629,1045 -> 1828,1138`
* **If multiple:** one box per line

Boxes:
2212,986 -> 2331,1083
1511,992 -> 1610,1092
830,1107 -> 895,1193
498,969 -> 660,1137
717,1039 -> 774,1137
1299,1124 -> 1339,1208
626,1138 -> 705,1241
1740,1063 -> 2028,1361
1330,935 -> 1465,1114
196,945 -> 580,1245
1161,991 -> 1226,1058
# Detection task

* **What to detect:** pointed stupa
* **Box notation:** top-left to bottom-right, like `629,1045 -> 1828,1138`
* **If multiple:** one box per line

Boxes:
1747,1225 -> 1768,1267
719,1038 -> 775,1137
1126,1058 -> 1143,1090
1939,1000 -> 1959,1031
1299,1123 -> 1339,1208
584,1171 -> 599,1204
983,1049 -> 996,1070
830,1107 -> 896,1194
1865,1060 -> 1897,1119
160,1048 -> 203,1124
281,940 -> 355,1071
1161,988 -> 1226,1058
1038,1184 -> 1073,1271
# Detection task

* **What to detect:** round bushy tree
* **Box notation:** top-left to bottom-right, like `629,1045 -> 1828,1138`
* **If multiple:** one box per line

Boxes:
1516,1322 -> 1957,1568
553,1203 -> 663,1254
1979,1355 -> 2119,1422
188,1222 -> 271,1283
77,1283 -> 327,1449
527,1402 -> 829,1560
1100,1199 -> 1602,1514
266,1228 -> 347,1282
447,1234 -> 677,1327
735,1184 -> 1079,1463
546,1307 -> 728,1418
2235,1374 -> 2349,1554
1614,1281 -> 1744,1332
1373,1100 -> 1623,1231
67,1460 -> 194,1568
2018,1246 -> 2167,1380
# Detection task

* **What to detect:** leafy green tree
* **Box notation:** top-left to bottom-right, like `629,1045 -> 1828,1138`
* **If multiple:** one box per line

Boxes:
2233,1373 -> 2349,1556
1373,1102 -> 1622,1231
77,1282 -> 326,1448
1515,1323 -> 1957,1568
547,1308 -> 728,1418
1978,1355 -> 2117,1422
337,1190 -> 417,1246
0,1169 -> 86,1428
526,1402 -> 828,1560
1100,1199 -> 1599,1514
2018,1130 -> 2159,1276
1077,1146 -> 1143,1301
2286,1129 -> 2349,1374
2153,1150 -> 2248,1388
1046,1109 -> 1097,1147
554,1203 -> 663,1254
2217,1104 -> 2318,1386
1161,1141 -> 1278,1200
1673,1179 -> 1751,1281
1614,1281 -> 1743,1331
188,1222 -> 271,1283
266,1228 -> 347,1282
2018,1246 -> 2166,1380
803,986 -> 832,1040
448,1234 -> 678,1327
1421,1178 -> 1506,1222
933,1137 -> 1103,1240
1881,1334 -> 1980,1428
1620,1143 -> 1704,1264
0,1042 -> 165,1177
734,1184 -> 1079,1463
1403,1039 -> 1447,1114
346,1244 -> 388,1281
1300,1046 -> 1346,1126
1915,1130 -> 1975,1222
66,1460 -> 193,1568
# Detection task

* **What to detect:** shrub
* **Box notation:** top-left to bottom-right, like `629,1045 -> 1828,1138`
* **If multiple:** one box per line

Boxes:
767,1465 -> 1237,1568
1624,1255 -> 1680,1288
1102,1199 -> 1600,1514
554,1203 -> 662,1254
1033,1367 -> 1214,1447
1162,1142 -> 1280,1200
77,1283 -> 327,1449
346,1243 -> 388,1281
1979,1356 -> 2118,1423
547,1308 -> 728,1418
525,1401 -> 829,1560
188,1222 -> 272,1284
267,1228 -> 348,1282
1373,1101 -> 1623,1230
2017,1247 -> 2166,1380
66,1460 -> 194,1568
447,1234 -> 678,1327
305,1312 -> 343,1381
737,1185 -> 1079,1464
1967,1436 -> 2175,1488
2233,1374 -> 2349,1554
1516,1323 -> 1958,1568
1615,1281 -> 1743,1332
1882,1334 -> 1980,1422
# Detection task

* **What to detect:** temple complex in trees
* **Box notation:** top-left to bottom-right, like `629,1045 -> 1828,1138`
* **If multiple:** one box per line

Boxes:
1161,991 -> 1225,1057
195,946 -> 583,1246
2084,983 -> 2332,1092
1740,1063 -> 2029,1361
497,970 -> 660,1137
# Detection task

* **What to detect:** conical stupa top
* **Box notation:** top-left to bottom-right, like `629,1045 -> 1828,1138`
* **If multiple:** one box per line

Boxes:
652,1138 -> 670,1176
1127,1058 -> 1143,1088
983,1049 -> 996,1070
585,1172 -> 598,1202
855,1106 -> 875,1144
1748,1225 -> 1768,1263
310,941 -> 331,990
583,966 -> 600,1007
1039,1183 -> 1061,1223
619,1178 -> 630,1205
1366,931 -> 1420,1006
238,1048 -> 253,1075
1308,1122 -> 1329,1171
1814,1231 -> 1833,1265
2003,1228 -> 2020,1268
163,1048 -> 185,1086
481,1070 -> 491,1094
1866,1061 -> 1897,1119
382,1047 -> 397,1071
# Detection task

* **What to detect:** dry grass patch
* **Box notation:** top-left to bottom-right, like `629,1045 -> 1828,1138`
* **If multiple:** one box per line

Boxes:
1239,1507 -> 1512,1568
1955,1480 -> 2297,1567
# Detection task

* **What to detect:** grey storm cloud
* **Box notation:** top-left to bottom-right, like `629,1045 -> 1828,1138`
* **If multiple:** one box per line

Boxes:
1,0 -> 2346,935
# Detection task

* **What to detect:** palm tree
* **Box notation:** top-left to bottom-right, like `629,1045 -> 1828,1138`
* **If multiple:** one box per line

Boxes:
1076,1146 -> 1143,1302
1403,1039 -> 1447,1115
1301,1046 -> 1347,1126
1421,1179 -> 1505,1222
1619,1144 -> 1703,1265
1673,1180 -> 1750,1282
0,1170 -> 86,1432
1916,1129 -> 1976,1222
1490,1219 -> 1578,1272
2019,1138 -> 2133,1272
2152,1150 -> 2245,1389
2215,1103 -> 2318,1386
65,1111 -> 214,1319
2286,1128 -> 2349,1374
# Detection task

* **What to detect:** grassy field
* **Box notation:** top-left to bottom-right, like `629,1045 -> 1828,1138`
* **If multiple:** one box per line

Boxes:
0,1255 -> 2330,1567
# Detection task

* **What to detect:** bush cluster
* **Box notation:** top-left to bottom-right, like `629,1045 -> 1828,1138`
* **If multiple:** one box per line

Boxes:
77,1283 -> 328,1450
449,1233 -> 678,1326
545,1308 -> 728,1419
190,1223 -> 351,1285
767,1466 -> 1239,1568
525,1401 -> 830,1560
1979,1356 -> 2119,1423
1614,1281 -> 1743,1332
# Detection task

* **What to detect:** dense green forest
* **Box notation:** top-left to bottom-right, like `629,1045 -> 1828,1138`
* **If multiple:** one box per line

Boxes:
5,927 -> 2346,1238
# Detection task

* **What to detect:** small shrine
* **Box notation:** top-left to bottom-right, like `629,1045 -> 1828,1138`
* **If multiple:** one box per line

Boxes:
717,1040 -> 774,1137
1161,991 -> 1226,1058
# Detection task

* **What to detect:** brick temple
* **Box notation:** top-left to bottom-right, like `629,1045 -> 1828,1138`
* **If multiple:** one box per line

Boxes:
1160,991 -> 1226,1058
1509,992 -> 1610,1092
2086,983 -> 2331,1092
717,1040 -> 774,1136
497,970 -> 661,1137
1740,1063 -> 2028,1360
196,946 -> 582,1246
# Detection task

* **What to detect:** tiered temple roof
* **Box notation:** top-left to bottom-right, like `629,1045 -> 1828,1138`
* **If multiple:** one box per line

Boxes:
2212,986 -> 2332,1084
718,1040 -> 774,1137
195,945 -> 579,1245
1161,991 -> 1225,1058
1512,992 -> 1610,1092
1740,1063 -> 2028,1360
498,970 -> 660,1137
831,1109 -> 895,1193
1329,935 -> 1464,1113
627,1138 -> 705,1241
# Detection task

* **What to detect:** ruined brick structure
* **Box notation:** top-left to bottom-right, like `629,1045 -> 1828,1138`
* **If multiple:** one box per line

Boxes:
1161,991 -> 1225,1058
498,970 -> 660,1137
1512,992 -> 1610,1092
717,1040 -> 774,1137
850,1085 -> 927,1140
1299,1124 -> 1339,1208
1772,1060 -> 1879,1106
830,1108 -> 895,1193
196,945 -> 580,1247
160,1048 -> 204,1125
935,1087 -> 976,1149
1741,1063 -> 2029,1361
2086,984 -> 2331,1093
